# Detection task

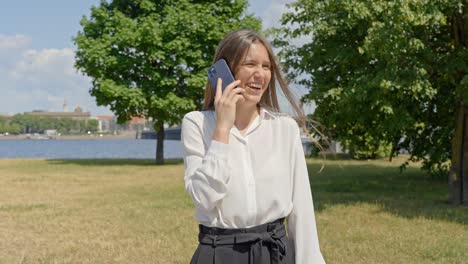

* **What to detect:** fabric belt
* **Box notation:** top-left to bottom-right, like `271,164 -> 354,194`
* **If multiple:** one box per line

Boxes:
198,218 -> 287,263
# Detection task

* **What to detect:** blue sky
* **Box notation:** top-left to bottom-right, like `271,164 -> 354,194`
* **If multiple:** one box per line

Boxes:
0,0 -> 307,116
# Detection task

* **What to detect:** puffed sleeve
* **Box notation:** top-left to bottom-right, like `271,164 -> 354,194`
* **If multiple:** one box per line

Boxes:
287,125 -> 326,263
181,112 -> 231,212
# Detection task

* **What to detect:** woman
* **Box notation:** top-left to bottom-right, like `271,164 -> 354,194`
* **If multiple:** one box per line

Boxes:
181,30 -> 326,263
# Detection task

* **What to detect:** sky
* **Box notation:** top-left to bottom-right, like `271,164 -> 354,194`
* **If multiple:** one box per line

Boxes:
0,0 -> 309,116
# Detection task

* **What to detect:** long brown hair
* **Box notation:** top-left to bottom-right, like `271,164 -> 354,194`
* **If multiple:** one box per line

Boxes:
203,30 -> 306,120
202,30 -> 326,153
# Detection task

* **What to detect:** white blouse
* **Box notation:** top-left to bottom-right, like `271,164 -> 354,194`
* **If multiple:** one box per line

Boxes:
181,107 -> 326,264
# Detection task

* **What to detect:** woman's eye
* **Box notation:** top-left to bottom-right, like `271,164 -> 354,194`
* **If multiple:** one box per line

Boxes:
242,62 -> 271,70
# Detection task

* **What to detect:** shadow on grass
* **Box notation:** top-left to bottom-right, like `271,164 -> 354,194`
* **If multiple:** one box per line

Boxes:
308,160 -> 468,226
46,158 -> 184,166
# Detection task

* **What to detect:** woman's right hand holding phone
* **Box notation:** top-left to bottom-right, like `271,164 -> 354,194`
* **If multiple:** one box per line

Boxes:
212,78 -> 244,144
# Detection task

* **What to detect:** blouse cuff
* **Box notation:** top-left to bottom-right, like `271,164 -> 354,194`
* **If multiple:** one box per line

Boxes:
206,140 -> 230,160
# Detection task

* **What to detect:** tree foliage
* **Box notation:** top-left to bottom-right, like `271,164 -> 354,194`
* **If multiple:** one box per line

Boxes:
9,114 -> 98,134
274,0 -> 467,175
74,0 -> 261,163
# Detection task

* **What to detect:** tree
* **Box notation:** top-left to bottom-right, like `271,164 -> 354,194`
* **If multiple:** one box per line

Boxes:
10,114 -> 35,134
0,116 -> 7,125
86,119 -> 99,133
74,0 -> 261,164
9,114 -> 98,135
274,1 -> 467,203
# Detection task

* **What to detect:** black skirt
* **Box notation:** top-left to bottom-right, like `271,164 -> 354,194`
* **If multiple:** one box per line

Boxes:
190,218 -> 295,264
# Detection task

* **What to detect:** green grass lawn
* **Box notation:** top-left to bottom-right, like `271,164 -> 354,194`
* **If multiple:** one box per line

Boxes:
0,158 -> 467,264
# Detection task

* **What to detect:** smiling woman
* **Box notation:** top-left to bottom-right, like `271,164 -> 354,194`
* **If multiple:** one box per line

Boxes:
235,42 -> 272,99
182,30 -> 326,263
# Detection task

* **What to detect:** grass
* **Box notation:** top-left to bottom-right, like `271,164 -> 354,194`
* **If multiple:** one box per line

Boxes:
0,157 -> 467,263
308,158 -> 468,264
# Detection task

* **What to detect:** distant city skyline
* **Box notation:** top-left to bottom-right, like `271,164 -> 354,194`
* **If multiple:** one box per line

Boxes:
0,0 -> 313,116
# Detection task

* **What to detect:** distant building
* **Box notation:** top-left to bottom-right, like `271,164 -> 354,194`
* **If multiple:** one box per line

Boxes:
126,116 -> 150,131
95,115 -> 116,133
62,99 -> 69,112
93,115 -> 154,134
24,106 -> 91,121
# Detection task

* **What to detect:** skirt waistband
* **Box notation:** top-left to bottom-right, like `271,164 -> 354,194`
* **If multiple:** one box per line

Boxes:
196,218 -> 289,263
199,218 -> 285,236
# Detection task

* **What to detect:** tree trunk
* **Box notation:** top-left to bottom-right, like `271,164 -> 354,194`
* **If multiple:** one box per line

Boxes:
464,111 -> 468,204
155,121 -> 165,165
448,1 -> 467,204
464,109 -> 468,204
449,104 -> 467,204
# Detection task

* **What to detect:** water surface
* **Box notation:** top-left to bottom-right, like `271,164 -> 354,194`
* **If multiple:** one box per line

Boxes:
0,139 -> 183,159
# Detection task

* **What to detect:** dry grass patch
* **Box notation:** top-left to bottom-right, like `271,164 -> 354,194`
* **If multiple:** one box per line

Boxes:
0,159 -> 197,264
309,157 -> 468,264
1,157 -> 467,263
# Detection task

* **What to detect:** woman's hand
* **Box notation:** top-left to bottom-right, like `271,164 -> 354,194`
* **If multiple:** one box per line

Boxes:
212,78 -> 244,144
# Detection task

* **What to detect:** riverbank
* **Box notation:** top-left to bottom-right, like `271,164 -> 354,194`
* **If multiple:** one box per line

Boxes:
0,131 -> 137,140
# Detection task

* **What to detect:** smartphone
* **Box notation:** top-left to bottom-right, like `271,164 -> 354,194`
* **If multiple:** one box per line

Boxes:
207,58 -> 236,91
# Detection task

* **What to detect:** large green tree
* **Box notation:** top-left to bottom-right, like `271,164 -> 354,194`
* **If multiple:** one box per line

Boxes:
274,1 -> 467,203
74,0 -> 261,164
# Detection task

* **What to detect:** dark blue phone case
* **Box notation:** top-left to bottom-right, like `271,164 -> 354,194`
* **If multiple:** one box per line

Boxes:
207,59 -> 236,91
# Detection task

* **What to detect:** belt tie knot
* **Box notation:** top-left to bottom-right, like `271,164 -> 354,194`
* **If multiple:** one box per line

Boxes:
252,229 -> 286,263
197,220 -> 288,264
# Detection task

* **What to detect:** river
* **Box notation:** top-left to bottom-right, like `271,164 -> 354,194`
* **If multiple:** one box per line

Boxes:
0,139 -> 183,159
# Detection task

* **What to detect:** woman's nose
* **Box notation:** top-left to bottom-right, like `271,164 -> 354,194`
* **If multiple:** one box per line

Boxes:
252,64 -> 265,79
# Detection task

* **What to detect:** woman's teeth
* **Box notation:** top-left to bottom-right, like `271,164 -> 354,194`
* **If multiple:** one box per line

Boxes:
248,84 -> 262,90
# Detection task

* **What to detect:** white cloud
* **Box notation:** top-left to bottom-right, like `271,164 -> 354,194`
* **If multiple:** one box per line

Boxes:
261,1 -> 294,29
248,0 -> 295,30
9,48 -> 77,81
0,34 -> 31,51
0,36 -> 111,115
255,1 -> 312,47
0,35 -> 32,73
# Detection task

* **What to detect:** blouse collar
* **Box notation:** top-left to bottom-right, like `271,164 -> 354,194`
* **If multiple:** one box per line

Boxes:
259,107 -> 277,120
